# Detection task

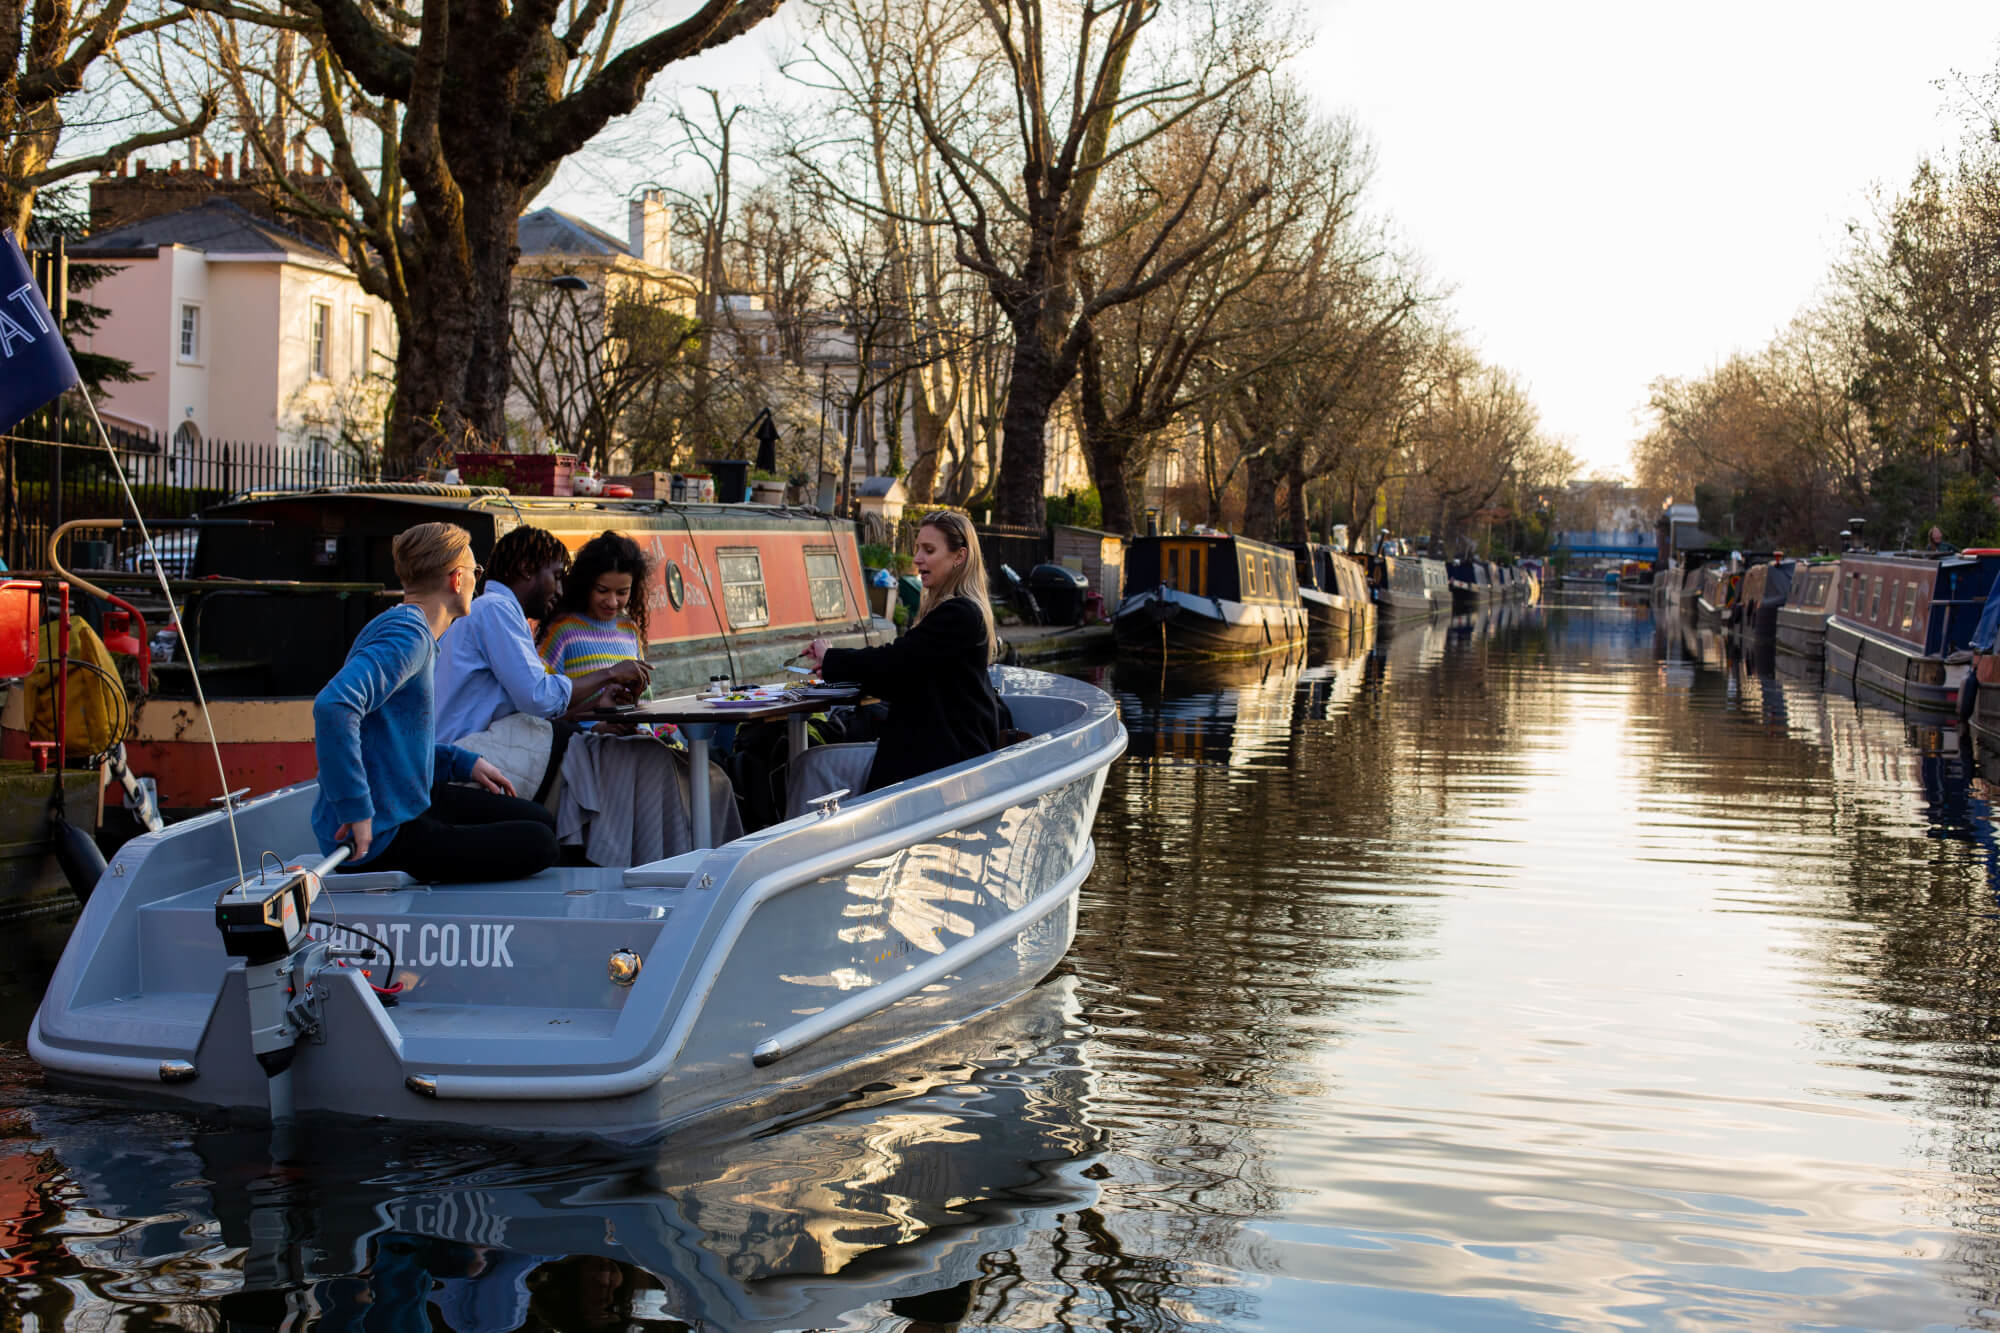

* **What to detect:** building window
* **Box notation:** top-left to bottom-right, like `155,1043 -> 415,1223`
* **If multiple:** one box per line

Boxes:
310,301 -> 332,378
717,549 -> 769,628
804,548 -> 848,619
351,310 -> 372,377
178,304 -> 200,362
308,434 -> 331,483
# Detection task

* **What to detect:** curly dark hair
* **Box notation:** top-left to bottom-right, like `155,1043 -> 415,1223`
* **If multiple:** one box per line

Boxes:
484,524 -> 570,592
543,530 -> 652,648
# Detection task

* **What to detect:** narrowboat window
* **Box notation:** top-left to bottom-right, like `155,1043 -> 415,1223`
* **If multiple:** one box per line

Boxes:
1840,574 -> 1851,613
1869,577 -> 1882,620
1899,585 -> 1919,635
804,548 -> 847,620
717,549 -> 769,628
664,560 -> 685,610
1166,547 -> 1180,590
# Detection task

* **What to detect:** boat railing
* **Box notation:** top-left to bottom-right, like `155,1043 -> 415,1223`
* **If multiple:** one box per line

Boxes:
412,686 -> 1126,1100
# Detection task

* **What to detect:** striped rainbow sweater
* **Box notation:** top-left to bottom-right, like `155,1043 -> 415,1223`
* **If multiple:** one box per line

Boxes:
541,612 -> 674,739
541,612 -> 644,681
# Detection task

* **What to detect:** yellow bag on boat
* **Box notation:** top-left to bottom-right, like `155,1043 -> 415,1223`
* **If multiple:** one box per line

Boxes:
26,619 -> 127,757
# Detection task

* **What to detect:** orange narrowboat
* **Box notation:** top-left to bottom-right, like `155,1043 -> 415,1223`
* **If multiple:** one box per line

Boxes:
1,484 -> 886,814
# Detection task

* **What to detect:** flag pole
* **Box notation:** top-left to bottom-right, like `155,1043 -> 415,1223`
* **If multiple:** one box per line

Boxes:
73,385 -> 246,884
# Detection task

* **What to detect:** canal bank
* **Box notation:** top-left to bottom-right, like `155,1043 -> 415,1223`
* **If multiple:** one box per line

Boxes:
997,620 -> 1114,664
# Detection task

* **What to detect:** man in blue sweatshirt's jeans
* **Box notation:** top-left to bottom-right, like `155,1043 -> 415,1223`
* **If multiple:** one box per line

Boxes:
312,522 -> 559,883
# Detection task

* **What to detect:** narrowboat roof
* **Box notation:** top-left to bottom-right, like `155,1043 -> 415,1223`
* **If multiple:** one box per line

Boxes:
214,484 -> 845,532
1131,531 -> 1292,556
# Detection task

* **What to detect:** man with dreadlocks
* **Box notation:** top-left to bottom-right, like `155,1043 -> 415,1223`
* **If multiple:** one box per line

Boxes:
434,523 -> 741,864
435,526 -> 650,745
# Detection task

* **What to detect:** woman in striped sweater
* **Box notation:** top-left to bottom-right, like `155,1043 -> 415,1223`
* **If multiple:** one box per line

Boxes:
539,532 -> 672,738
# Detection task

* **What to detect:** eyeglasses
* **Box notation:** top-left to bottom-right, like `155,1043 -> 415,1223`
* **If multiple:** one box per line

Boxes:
457,562 -> 484,583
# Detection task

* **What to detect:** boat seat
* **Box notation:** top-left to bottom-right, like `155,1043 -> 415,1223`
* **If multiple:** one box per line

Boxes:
785,742 -> 877,820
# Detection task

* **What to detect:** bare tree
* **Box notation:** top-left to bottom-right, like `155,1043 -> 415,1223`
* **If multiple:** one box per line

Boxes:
2,0 -> 209,239
790,0 -> 989,504
152,0 -> 785,473
904,0 -> 1277,526
509,268 -> 700,469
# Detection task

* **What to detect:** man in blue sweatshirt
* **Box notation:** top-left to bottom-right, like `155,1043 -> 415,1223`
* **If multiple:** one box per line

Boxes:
313,522 -> 559,882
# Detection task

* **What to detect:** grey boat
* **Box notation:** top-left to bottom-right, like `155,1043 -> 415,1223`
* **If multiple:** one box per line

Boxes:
29,667 -> 1125,1139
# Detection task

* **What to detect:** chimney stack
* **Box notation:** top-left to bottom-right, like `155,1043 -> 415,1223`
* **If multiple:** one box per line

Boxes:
629,188 -> 674,271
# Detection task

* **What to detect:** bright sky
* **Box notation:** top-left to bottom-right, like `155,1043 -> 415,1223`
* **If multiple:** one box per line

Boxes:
1302,0 -> 2000,478
556,1 -> 2000,481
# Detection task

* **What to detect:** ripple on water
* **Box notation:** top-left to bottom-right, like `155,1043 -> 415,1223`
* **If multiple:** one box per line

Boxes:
10,610 -> 2000,1328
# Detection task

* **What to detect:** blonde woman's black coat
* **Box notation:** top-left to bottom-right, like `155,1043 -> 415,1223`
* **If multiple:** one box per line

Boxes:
819,595 -> 1001,791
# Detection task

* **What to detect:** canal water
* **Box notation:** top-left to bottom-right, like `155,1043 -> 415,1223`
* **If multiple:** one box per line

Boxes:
6,599 -> 2000,1330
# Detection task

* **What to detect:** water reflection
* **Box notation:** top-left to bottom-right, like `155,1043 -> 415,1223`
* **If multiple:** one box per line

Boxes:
0,979 -> 1112,1332
20,606 -> 2000,1327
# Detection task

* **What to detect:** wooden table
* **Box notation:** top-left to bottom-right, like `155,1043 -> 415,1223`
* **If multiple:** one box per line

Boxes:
590,687 -> 860,848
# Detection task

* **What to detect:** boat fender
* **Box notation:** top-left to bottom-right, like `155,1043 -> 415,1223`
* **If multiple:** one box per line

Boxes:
51,809 -> 106,904
1961,671 -> 1979,722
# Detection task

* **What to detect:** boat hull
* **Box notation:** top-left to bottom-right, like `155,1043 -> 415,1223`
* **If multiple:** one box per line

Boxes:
1372,588 -> 1442,624
1824,619 -> 1961,715
29,669 -> 1126,1139
1301,588 -> 1369,638
1112,587 -> 1306,660
1449,584 -> 1494,614
1774,607 -> 1826,661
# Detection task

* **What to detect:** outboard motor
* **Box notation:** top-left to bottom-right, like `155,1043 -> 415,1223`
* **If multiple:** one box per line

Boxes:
997,564 -> 1044,626
213,846 -> 359,1122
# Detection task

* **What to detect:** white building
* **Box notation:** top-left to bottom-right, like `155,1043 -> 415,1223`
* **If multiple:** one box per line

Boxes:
72,200 -> 394,475
508,193 -> 700,465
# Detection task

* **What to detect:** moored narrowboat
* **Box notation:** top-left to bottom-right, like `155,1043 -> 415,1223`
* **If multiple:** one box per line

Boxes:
1694,564 -> 1744,630
1737,559 -> 1793,639
1286,542 -> 1375,639
1371,552 -> 1448,623
1,485 -> 886,813
1776,559 -> 1838,662
1113,532 -> 1307,659
1447,558 -> 1496,613
1825,550 -> 2000,715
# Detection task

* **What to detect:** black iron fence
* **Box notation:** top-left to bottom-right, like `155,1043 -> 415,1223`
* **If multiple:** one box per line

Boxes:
976,523 -> 1051,581
2,409 -> 373,572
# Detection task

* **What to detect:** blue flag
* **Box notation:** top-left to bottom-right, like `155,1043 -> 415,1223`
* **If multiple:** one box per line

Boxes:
0,231 -> 81,435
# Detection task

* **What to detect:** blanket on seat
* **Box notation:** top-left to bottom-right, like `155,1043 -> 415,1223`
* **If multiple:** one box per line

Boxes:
556,732 -> 743,865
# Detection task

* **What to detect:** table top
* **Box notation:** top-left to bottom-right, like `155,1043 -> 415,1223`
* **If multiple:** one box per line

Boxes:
587,685 -> 860,725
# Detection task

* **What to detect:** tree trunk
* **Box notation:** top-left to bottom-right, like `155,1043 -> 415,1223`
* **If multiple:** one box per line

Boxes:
994,325 -> 1057,528
1082,427 -> 1136,536
386,181 -> 521,473
1077,330 -> 1135,534
1286,455 -> 1310,543
1244,453 -> 1280,541
904,394 -> 948,503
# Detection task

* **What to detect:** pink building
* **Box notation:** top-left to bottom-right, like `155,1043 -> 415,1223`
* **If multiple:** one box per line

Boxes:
72,201 -> 395,476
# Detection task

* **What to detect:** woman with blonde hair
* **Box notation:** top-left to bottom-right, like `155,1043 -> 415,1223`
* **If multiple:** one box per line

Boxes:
805,511 -> 1002,791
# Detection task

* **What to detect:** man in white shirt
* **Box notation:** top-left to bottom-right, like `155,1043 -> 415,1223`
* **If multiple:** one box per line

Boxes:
434,526 -> 647,744
432,523 -> 739,863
